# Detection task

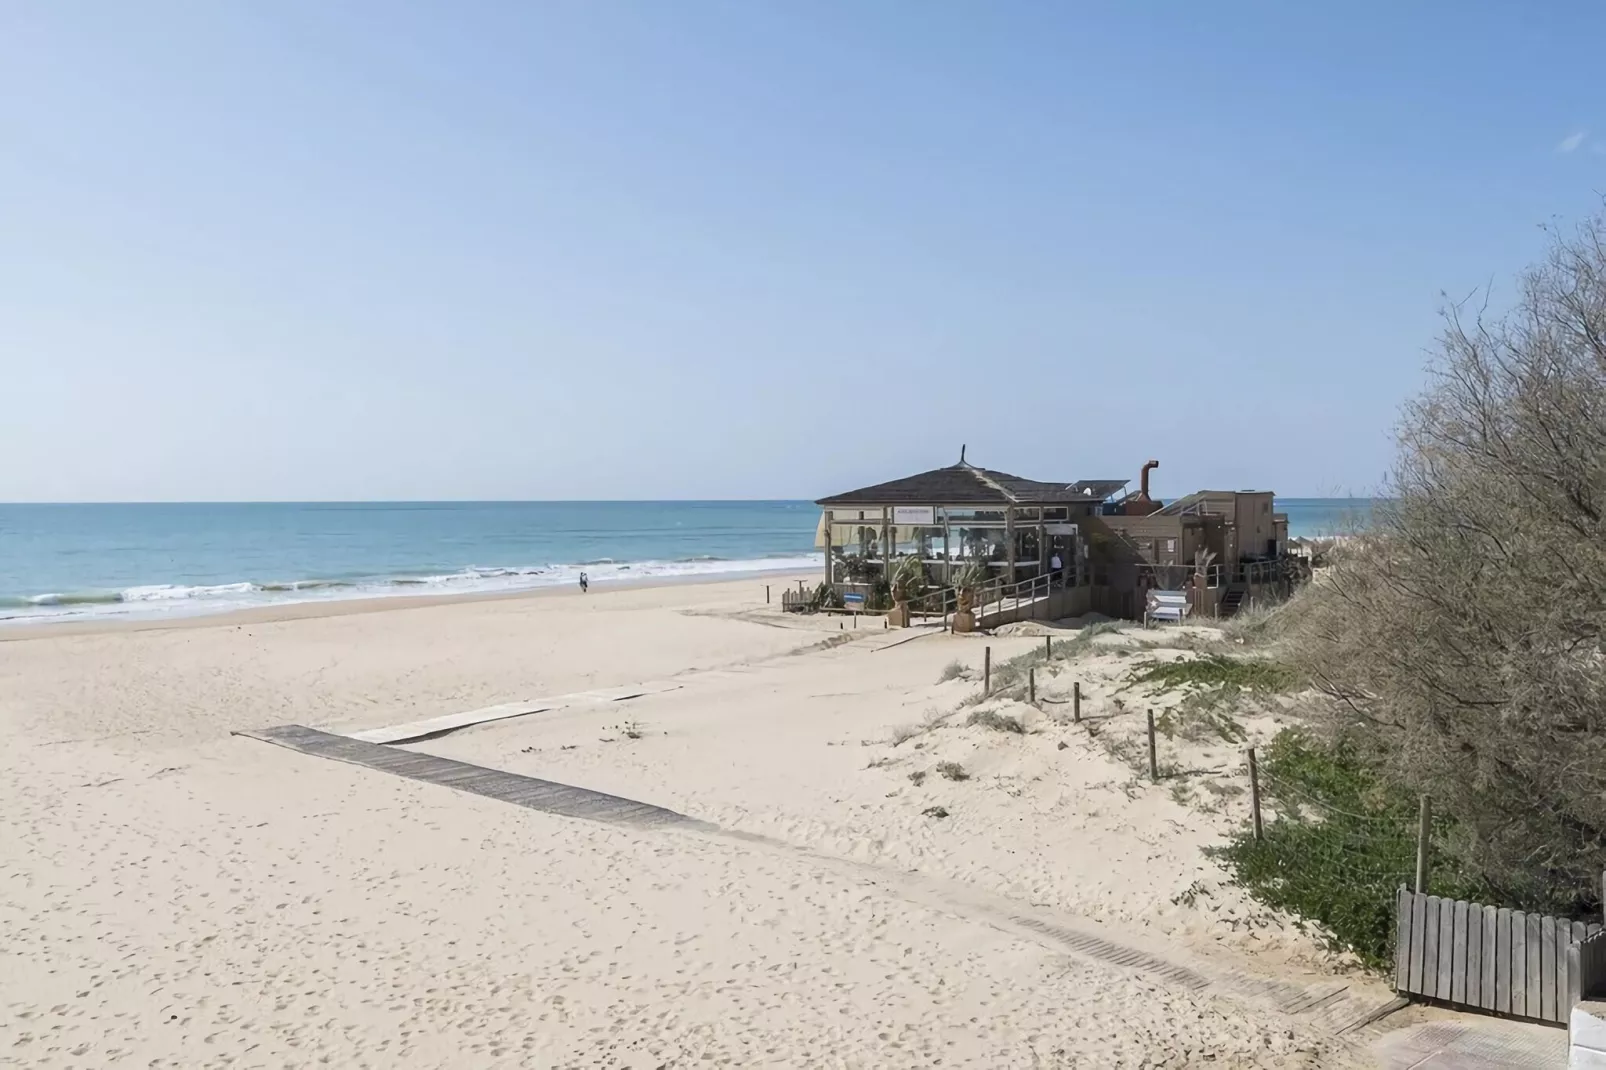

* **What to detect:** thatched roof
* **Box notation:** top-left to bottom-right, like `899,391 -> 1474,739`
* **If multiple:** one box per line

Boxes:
817,461 -> 1118,507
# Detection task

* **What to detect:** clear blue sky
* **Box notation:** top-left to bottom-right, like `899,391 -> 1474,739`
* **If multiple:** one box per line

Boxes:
4,2 -> 1603,502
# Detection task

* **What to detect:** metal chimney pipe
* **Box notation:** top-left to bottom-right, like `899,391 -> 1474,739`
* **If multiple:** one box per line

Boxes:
1139,459 -> 1159,500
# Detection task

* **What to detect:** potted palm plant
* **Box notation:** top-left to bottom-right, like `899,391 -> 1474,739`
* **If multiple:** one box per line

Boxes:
887,555 -> 926,628
950,561 -> 988,633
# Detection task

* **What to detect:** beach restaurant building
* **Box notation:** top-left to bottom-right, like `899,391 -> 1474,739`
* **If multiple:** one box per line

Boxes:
814,452 -> 1296,622
814,451 -> 1125,593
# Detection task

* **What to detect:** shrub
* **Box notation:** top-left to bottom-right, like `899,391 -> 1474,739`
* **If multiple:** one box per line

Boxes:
1211,730 -> 1445,968
1210,729 -> 1591,970
936,761 -> 969,781
966,709 -> 1025,734
937,660 -> 966,683
888,723 -> 919,746
1280,209 -> 1606,910
1128,654 -> 1294,693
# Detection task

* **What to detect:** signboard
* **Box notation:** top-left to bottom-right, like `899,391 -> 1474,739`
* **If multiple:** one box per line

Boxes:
1045,523 -> 1080,536
892,506 -> 936,526
842,592 -> 866,608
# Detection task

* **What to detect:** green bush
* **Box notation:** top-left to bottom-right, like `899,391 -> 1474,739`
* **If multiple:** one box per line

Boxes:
1212,730 -> 1489,970
1130,654 -> 1294,693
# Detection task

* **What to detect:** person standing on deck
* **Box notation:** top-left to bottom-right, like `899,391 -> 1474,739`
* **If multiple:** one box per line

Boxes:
1050,551 -> 1063,587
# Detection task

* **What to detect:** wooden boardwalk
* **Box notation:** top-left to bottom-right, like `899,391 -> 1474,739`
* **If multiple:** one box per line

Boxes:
234,722 -> 1410,1042
235,724 -> 709,831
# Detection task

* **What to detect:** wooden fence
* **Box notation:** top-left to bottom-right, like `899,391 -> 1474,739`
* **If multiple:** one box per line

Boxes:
1395,887 -> 1606,1024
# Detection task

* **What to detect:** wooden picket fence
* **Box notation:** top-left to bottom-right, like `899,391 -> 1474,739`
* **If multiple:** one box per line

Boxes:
1395,887 -> 1606,1024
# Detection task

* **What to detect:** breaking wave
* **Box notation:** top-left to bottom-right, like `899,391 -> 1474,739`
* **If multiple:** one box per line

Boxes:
0,554 -> 822,625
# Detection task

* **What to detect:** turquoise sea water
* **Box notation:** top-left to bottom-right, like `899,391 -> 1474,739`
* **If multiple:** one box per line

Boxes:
0,498 -> 1369,624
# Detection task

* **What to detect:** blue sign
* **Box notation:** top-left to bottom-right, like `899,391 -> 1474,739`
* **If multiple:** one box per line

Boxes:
843,592 -> 866,607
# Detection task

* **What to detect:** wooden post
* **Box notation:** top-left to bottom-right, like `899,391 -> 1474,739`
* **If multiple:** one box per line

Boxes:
1028,668 -> 1036,705
1006,507 -> 1016,586
984,646 -> 991,696
853,613 -> 858,628
765,585 -> 771,604
1415,795 -> 1431,894
1072,681 -> 1081,723
1147,709 -> 1158,781
823,509 -> 833,588
1045,635 -> 1051,658
942,511 -> 952,587
1246,746 -> 1263,841
881,505 -> 891,574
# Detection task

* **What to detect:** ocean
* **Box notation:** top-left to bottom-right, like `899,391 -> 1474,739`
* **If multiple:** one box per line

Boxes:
0,498 -> 1369,625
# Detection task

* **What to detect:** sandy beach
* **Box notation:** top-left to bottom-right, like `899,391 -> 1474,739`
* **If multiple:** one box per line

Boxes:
2,575 -> 1390,1067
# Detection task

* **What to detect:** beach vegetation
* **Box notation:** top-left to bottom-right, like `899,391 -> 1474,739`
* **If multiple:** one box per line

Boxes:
888,723 -> 920,746
1217,211 -> 1606,968
937,659 -> 967,683
1211,730 -> 1494,970
807,582 -> 842,612
890,555 -> 927,604
936,760 -> 969,781
965,709 -> 1025,734
952,562 -> 988,611
1127,654 -> 1295,694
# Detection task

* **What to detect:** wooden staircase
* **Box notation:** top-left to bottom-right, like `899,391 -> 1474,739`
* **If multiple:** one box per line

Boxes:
1219,584 -> 1247,618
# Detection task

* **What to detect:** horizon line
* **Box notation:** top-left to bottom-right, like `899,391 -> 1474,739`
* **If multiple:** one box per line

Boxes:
1,494 -> 1380,506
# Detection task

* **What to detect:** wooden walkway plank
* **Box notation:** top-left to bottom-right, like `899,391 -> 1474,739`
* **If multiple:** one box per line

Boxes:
345,682 -> 685,745
234,724 -> 710,833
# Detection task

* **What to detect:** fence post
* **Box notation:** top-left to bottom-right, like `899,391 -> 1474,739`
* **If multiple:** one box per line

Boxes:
1147,709 -> 1158,781
1415,795 -> 1431,894
1045,635 -> 1051,658
1028,668 -> 1036,705
1073,681 -> 1081,723
1246,746 -> 1263,841
766,585 -> 771,604
984,646 -> 991,696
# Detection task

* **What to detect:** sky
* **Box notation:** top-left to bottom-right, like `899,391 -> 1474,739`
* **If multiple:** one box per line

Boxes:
3,2 -> 1605,502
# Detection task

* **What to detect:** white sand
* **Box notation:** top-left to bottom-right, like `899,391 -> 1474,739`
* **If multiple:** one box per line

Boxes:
1,578 -> 1379,1067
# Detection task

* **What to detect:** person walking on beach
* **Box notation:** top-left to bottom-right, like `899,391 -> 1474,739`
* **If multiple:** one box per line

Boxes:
579,571 -> 589,594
